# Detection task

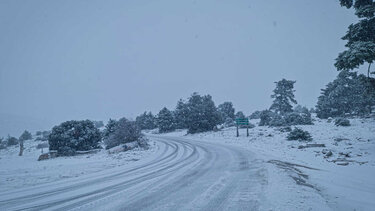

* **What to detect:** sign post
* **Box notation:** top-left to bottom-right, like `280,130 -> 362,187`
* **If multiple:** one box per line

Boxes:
235,118 -> 250,137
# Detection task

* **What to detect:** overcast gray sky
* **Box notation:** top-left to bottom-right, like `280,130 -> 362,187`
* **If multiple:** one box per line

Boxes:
0,0 -> 360,136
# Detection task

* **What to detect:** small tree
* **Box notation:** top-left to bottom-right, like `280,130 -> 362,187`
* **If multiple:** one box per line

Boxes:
174,99 -> 189,129
18,130 -> 31,156
19,130 -> 32,141
270,79 -> 297,114
103,119 -> 119,140
218,102 -> 235,123
157,107 -> 175,133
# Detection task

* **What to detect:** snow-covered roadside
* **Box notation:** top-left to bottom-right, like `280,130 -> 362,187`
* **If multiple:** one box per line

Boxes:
159,117 -> 375,210
0,139 -> 156,192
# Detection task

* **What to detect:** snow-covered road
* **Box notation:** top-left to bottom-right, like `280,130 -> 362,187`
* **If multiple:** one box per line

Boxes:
0,136 -> 267,211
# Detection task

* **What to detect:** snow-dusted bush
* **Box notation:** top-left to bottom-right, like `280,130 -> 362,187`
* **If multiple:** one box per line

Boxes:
224,117 -> 235,127
0,138 -> 6,149
6,135 -> 18,146
259,110 -> 275,126
48,120 -> 101,156
334,118 -> 351,127
278,126 -> 292,133
260,110 -> 313,127
287,128 -> 312,141
137,137 -> 149,149
104,118 -> 142,149
269,114 -> 286,127
283,112 -> 313,125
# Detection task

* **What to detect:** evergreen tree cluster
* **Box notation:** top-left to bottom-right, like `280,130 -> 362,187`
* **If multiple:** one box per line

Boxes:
135,112 -> 157,130
259,79 -> 313,127
316,70 -> 375,118
48,120 -> 101,156
155,92 -> 224,134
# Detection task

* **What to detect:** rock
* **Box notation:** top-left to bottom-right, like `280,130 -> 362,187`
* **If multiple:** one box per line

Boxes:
336,162 -> 349,166
339,152 -> 351,157
334,137 -> 350,142
298,144 -> 325,149
324,151 -> 333,158
38,153 -> 49,161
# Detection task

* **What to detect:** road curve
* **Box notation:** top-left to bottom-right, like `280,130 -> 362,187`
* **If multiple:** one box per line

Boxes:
0,136 -> 267,211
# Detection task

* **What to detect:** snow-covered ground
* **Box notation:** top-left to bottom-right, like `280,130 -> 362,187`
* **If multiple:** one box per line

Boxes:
0,139 -> 157,192
0,117 -> 374,210
160,117 -> 375,210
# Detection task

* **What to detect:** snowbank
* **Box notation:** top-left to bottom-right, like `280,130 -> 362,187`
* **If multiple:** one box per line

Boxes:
0,139 -> 156,192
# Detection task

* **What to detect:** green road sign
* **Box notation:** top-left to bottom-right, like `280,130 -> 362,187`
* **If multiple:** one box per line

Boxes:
235,118 -> 249,125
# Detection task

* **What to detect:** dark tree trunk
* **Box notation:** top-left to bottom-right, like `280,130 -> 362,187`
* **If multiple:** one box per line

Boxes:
19,140 -> 24,156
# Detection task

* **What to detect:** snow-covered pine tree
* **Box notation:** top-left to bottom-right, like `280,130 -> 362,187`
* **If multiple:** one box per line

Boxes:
19,130 -> 32,141
185,93 -> 221,134
48,120 -> 101,156
336,0 -> 375,78
136,112 -> 157,130
157,107 -> 175,133
174,99 -> 189,129
316,70 -> 375,118
270,79 -> 297,114
218,102 -> 235,124
103,119 -> 119,140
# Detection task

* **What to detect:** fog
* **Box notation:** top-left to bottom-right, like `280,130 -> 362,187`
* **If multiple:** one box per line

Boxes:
0,0 -> 358,136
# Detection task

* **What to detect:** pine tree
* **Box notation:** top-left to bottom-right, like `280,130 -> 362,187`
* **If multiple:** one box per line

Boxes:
184,93 -> 221,134
335,0 -> 375,78
157,107 -> 175,133
218,102 -> 235,123
103,119 -> 119,140
174,101 -> 185,129
19,130 -> 32,141
174,99 -> 189,129
316,70 -> 375,118
270,79 -> 297,114
136,112 -> 157,130
48,120 -> 101,156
